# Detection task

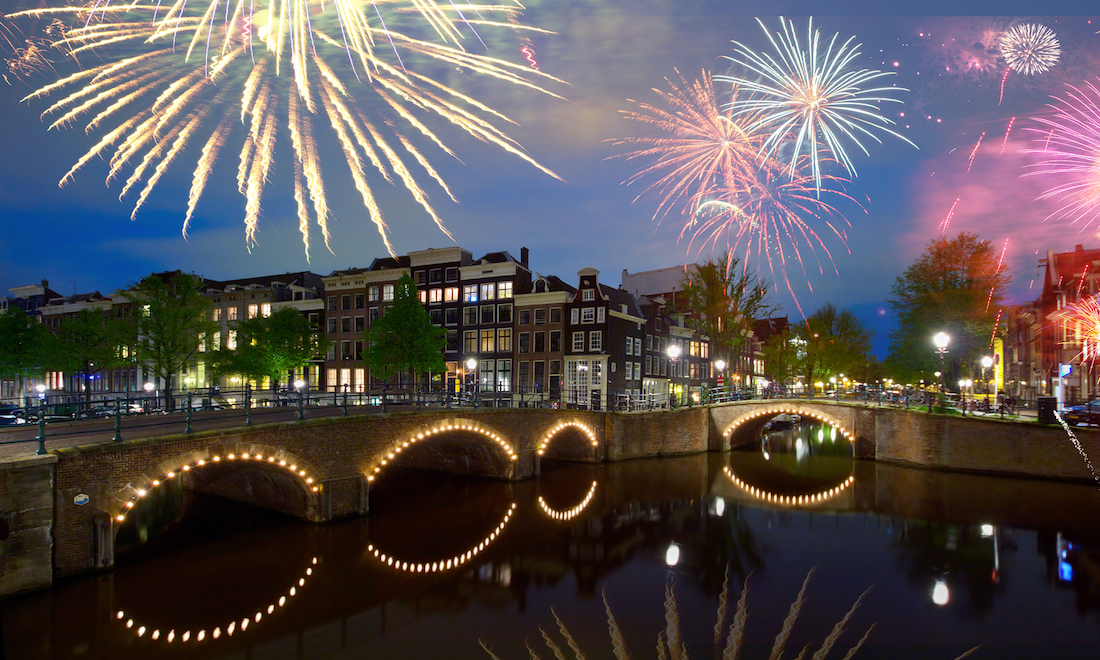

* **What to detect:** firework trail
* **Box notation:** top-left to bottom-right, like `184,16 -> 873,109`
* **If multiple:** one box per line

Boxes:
1000,117 -> 1015,154
986,238 -> 1008,312
12,1 -> 565,259
938,197 -> 960,234
1025,79 -> 1100,229
999,69 -> 1010,105
719,17 -> 914,188
966,132 -> 985,173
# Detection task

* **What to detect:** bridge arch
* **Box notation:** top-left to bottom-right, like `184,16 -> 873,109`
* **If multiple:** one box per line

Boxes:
722,466 -> 855,507
536,420 -> 600,457
365,502 -> 517,573
113,445 -> 320,526
721,404 -> 854,447
364,418 -> 518,483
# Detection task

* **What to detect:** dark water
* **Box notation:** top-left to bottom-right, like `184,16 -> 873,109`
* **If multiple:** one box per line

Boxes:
5,421 -> 1100,659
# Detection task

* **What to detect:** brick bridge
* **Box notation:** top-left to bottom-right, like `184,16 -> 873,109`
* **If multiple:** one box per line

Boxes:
8,398 -> 1099,590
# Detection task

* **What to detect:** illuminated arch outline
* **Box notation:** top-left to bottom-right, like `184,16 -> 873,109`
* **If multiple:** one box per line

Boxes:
538,480 -> 598,521
721,406 -> 853,443
723,466 -> 855,507
536,421 -> 599,455
366,503 -> 517,573
114,449 -> 319,524
115,557 -> 318,644
365,420 -> 517,483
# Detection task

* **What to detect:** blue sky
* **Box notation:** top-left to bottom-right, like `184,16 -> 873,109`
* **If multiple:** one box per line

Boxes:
1,0 -> 1099,357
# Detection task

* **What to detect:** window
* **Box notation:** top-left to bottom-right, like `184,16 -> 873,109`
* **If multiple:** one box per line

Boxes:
445,267 -> 459,282
212,331 -> 221,349
369,286 -> 379,302
590,331 -> 602,352
308,312 -> 319,329
464,330 -> 478,353
327,344 -> 336,360
445,287 -> 459,302
382,284 -> 394,302
446,330 -> 459,352
626,337 -> 634,355
646,355 -> 652,375
497,359 -> 512,392
246,303 -> 258,319
634,337 -> 642,356
498,328 -> 512,352
228,307 -> 238,321
328,296 -> 337,311
414,270 -> 427,285
597,308 -> 605,323
480,305 -> 495,325
369,307 -> 379,324
570,308 -> 579,324
498,304 -> 512,324
534,308 -> 546,325
419,290 -> 427,304
480,282 -> 496,301
464,307 -> 478,325
429,289 -> 443,304
549,360 -> 561,376
498,281 -> 513,299
445,308 -> 459,326
582,307 -> 595,323
646,334 -> 653,350
635,362 -> 642,381
572,331 -> 584,351
327,318 -> 337,334
582,289 -> 595,301
430,309 -> 443,326
626,362 -> 634,380
355,316 -> 364,332
356,340 -> 365,359
519,309 -> 531,325
480,329 -> 496,352
534,361 -> 546,388
549,330 -> 562,352
213,308 -> 222,322
429,268 -> 442,284
550,308 -> 562,324
519,332 -> 530,353
338,295 -> 348,310
354,293 -> 364,309
261,302 -> 271,317
463,285 -> 478,303
341,317 -> 351,333
518,361 -> 530,390
341,340 -> 351,360
534,331 -> 546,353
227,329 -> 237,350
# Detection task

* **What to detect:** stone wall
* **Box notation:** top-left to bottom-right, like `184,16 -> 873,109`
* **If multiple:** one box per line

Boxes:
0,454 -> 56,598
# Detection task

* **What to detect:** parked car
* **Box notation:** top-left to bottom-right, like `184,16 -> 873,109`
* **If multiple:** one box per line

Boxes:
1062,403 -> 1100,427
0,414 -> 26,426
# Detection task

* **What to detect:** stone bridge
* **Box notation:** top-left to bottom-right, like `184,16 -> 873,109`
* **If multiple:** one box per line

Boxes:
5,398 -> 1100,596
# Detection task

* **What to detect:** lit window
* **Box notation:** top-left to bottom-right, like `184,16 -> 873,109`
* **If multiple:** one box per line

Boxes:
498,282 -> 513,299
480,283 -> 496,301
383,284 -> 394,302
212,308 -> 222,322
444,287 -> 459,302
248,304 -> 258,319
419,290 -> 427,304
498,328 -> 513,352
369,286 -> 380,302
463,285 -> 478,303
227,330 -> 237,350
463,330 -> 478,353
429,289 -> 443,304
480,329 -> 496,352
228,307 -> 238,321
261,303 -> 271,317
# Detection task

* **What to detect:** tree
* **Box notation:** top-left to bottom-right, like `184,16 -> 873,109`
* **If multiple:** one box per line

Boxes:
794,303 -> 873,394
364,273 -> 445,387
211,307 -> 326,388
41,308 -> 125,406
886,232 -> 1010,386
679,255 -> 775,366
0,307 -> 48,401
124,272 -> 217,410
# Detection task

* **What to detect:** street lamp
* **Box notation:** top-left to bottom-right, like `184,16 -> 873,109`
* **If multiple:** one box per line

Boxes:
465,358 -> 477,404
714,359 -> 726,400
933,332 -> 950,408
667,343 -> 681,407
981,355 -> 996,403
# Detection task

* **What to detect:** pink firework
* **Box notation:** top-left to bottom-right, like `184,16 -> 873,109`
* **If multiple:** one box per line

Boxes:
1058,295 -> 1100,363
1025,79 -> 1100,228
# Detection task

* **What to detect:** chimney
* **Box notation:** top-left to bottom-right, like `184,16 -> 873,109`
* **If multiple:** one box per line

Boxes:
41,279 -> 49,289
520,247 -> 529,268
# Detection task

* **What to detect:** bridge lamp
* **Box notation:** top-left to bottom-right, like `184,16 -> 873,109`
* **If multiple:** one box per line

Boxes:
667,344 -> 681,406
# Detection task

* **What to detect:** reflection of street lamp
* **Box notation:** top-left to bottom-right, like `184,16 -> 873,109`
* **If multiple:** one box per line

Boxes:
667,344 -> 681,407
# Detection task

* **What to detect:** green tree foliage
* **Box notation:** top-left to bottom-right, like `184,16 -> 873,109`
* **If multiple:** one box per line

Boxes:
761,329 -> 798,386
123,272 -> 217,410
886,232 -> 1010,385
795,303 -> 873,392
41,308 -> 126,404
211,307 -> 326,387
679,255 -> 774,364
365,273 -> 445,385
0,307 -> 48,399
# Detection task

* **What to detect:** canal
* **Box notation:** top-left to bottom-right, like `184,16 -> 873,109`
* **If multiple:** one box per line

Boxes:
4,420 -> 1100,659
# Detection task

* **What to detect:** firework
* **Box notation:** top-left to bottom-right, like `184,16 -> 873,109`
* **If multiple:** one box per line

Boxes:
719,17 -> 914,187
1024,79 -> 1100,228
1058,295 -> 1100,364
1000,23 -> 1060,76
12,1 -> 564,259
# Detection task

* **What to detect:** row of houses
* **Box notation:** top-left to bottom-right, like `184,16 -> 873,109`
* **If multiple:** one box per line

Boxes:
0,247 -> 775,410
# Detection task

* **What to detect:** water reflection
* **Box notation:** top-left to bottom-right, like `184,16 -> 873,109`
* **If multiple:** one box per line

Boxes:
5,451 -> 1100,659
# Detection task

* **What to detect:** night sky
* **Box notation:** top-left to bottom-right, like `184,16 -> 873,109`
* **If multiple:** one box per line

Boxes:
1,0 -> 1099,357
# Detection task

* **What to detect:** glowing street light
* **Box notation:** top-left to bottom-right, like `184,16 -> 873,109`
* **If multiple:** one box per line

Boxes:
667,344 -> 681,407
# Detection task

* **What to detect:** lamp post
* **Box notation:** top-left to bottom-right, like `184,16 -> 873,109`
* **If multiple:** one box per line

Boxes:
667,343 -> 681,408
143,381 -> 154,413
465,357 -> 477,407
714,359 -> 726,401
933,332 -> 950,409
294,379 -> 306,420
981,355 -> 996,407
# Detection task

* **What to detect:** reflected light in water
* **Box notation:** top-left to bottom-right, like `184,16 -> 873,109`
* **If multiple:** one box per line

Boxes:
366,503 -> 518,573
723,467 -> 855,506
538,481 -> 598,521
